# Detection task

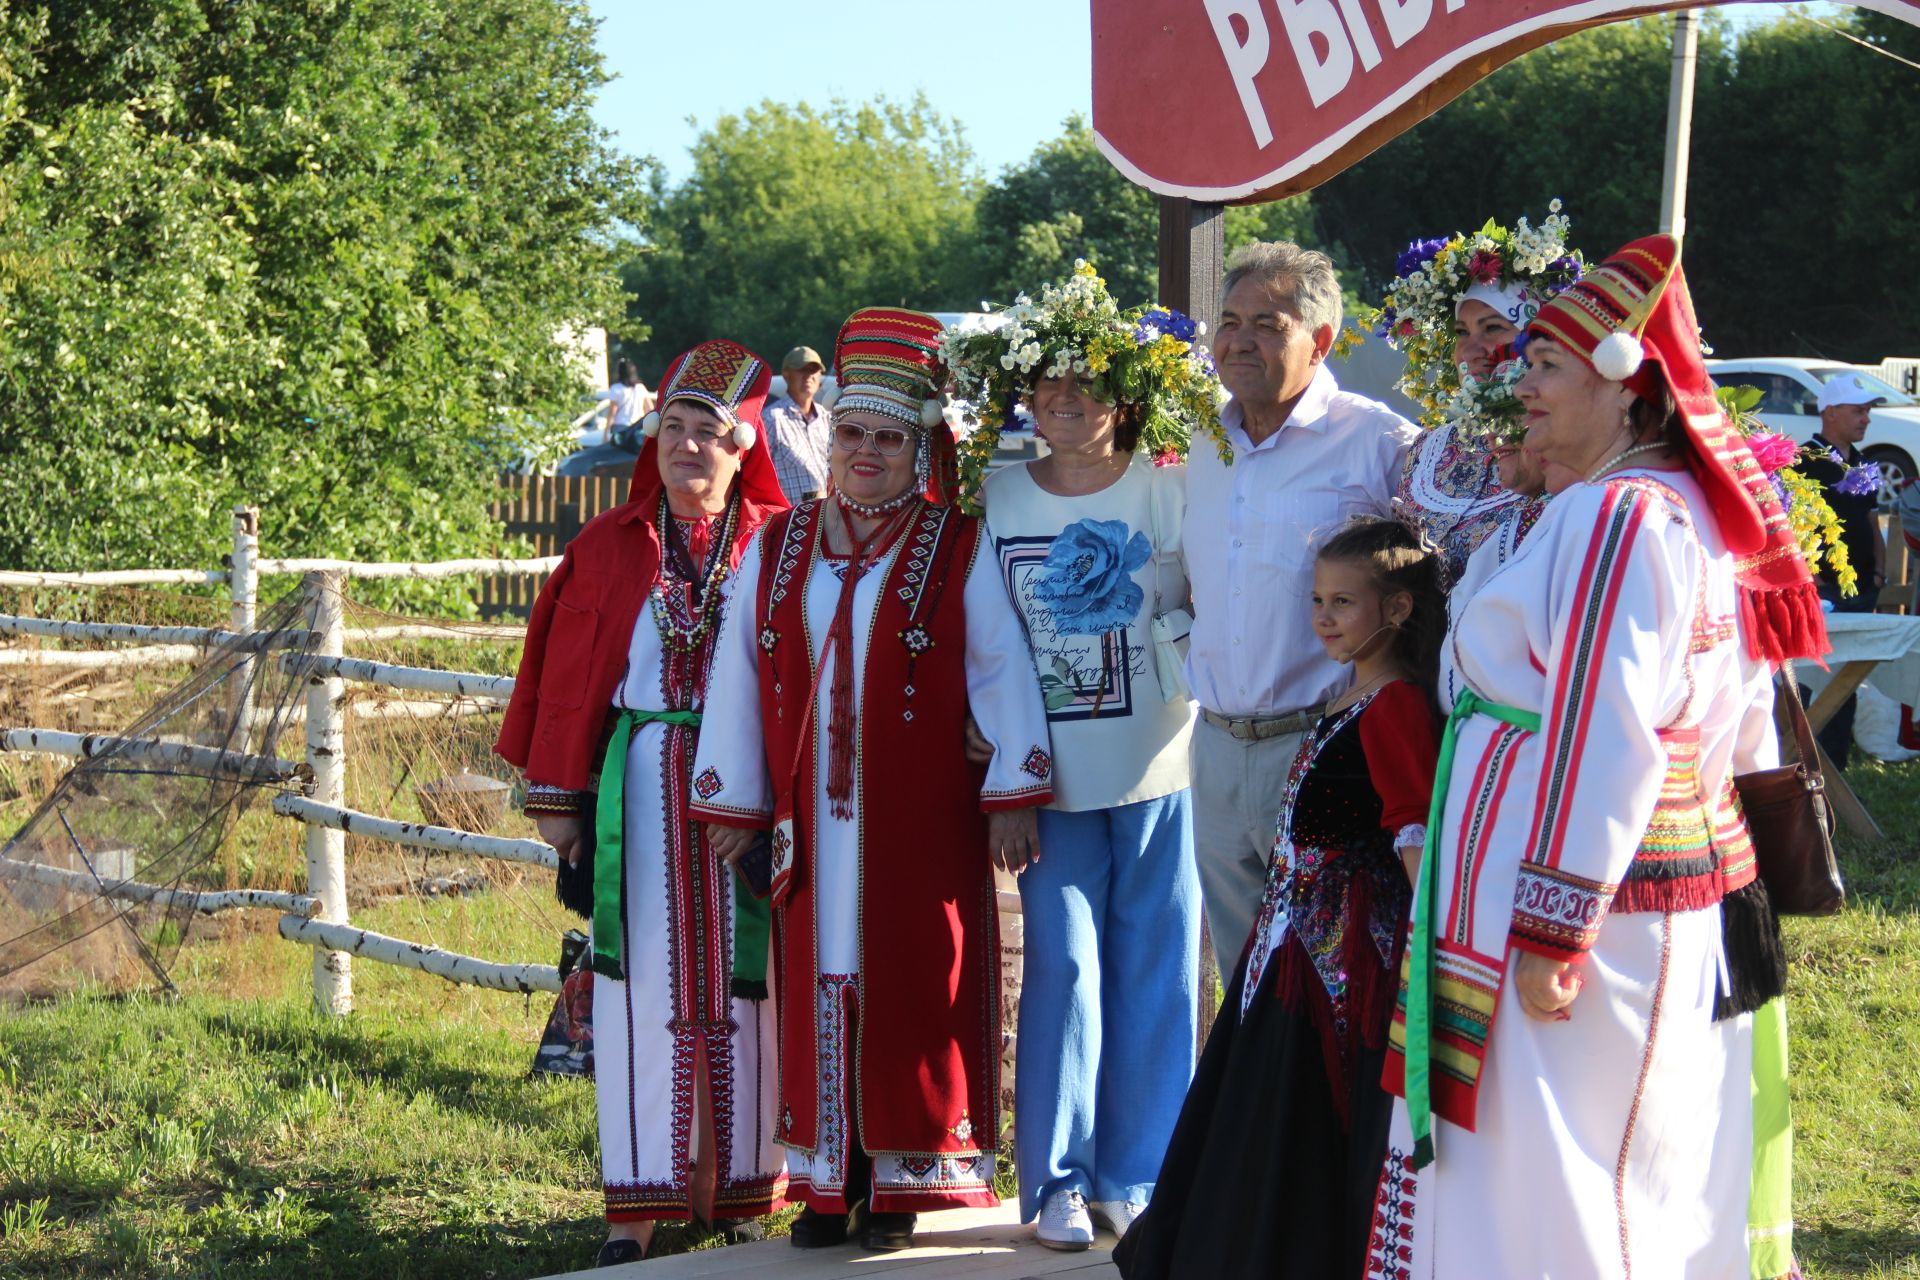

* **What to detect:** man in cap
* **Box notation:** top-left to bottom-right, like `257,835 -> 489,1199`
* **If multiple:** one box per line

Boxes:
1801,372 -> 1888,766
764,344 -> 834,502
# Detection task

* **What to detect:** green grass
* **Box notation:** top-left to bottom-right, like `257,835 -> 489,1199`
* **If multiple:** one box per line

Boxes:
1,764 -> 1918,1277
0,890 -> 781,1279
1784,757 -> 1920,1278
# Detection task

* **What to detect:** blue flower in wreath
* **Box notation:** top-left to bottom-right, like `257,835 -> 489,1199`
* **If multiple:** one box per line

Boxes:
1033,518 -> 1151,636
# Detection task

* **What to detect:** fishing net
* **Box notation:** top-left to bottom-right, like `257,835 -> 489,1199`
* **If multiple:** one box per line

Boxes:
0,579 -> 569,1001
0,586 -> 320,990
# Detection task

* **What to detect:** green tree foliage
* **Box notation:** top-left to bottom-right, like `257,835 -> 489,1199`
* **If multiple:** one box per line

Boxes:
1689,12 -> 1920,359
0,0 -> 645,595
1309,12 -> 1918,361
970,116 -> 1322,311
1312,17 -> 1734,296
624,96 -> 979,373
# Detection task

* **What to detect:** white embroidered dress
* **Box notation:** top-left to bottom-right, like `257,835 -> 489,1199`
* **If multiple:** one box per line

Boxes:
593,568 -> 786,1220
691,515 -> 1053,1210
1368,468 -> 1771,1279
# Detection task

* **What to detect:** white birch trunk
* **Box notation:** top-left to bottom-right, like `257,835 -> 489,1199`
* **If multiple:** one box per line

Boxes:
0,728 -> 309,784
0,858 -> 318,916
276,915 -> 562,994
271,795 -> 557,870
303,570 -> 352,1016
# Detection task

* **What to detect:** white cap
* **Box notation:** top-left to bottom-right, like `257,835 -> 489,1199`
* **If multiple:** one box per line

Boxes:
1817,373 -> 1887,412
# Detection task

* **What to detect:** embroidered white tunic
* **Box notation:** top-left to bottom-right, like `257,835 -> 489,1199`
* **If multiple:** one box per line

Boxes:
1368,468 -> 1770,1279
691,519 -> 1053,1210
593,569 -> 786,1220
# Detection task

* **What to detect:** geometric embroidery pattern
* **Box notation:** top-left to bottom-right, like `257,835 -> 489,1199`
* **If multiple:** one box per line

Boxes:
1019,745 -> 1052,780
693,766 -> 724,801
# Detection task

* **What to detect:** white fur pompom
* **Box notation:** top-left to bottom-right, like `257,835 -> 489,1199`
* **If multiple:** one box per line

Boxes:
640,410 -> 662,438
920,398 -> 945,429
732,422 -> 757,450
1591,330 -> 1645,382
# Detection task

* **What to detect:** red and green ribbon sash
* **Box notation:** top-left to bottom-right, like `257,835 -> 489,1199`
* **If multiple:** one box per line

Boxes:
1407,688 -> 1539,1170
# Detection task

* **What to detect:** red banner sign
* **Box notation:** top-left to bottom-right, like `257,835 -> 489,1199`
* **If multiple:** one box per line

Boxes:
1092,0 -> 1920,203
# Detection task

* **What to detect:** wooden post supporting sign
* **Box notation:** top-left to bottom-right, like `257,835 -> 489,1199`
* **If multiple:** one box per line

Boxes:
1157,197 -> 1226,326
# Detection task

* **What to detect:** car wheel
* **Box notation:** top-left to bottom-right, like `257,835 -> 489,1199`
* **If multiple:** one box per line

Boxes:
1863,445 -> 1914,510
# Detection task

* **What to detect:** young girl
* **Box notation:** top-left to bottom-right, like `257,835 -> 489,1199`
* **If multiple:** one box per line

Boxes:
1114,516 -> 1443,1280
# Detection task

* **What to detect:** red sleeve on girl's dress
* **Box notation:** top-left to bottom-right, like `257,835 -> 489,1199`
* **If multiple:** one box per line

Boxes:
1358,680 -> 1441,832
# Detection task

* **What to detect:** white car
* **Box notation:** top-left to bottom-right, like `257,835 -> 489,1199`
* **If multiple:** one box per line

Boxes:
1705,357 -> 1920,503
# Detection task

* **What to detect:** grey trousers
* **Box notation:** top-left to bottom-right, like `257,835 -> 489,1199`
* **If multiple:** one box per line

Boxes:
1189,714 -> 1309,973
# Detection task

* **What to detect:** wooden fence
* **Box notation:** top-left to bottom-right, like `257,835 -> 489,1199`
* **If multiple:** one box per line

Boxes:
478,474 -> 629,618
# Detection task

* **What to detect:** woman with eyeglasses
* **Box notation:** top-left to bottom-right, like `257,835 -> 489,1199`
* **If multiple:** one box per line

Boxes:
691,308 -> 1054,1254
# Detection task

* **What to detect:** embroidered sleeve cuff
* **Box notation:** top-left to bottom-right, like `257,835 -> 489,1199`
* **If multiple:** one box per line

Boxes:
523,783 -> 592,816
688,801 -> 774,831
1394,823 -> 1427,850
980,784 -> 1053,812
1508,863 -> 1617,961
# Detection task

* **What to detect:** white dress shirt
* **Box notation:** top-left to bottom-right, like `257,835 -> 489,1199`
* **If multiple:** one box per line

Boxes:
1183,363 -> 1418,717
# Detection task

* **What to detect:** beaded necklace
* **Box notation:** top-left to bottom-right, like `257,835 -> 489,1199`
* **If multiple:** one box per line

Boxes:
835,486 -> 919,520
648,492 -> 739,655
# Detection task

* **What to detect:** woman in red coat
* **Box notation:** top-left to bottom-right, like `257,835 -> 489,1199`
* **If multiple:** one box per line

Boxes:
496,339 -> 789,1267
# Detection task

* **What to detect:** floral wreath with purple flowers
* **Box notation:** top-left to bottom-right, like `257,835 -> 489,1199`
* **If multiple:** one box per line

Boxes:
939,261 -> 1228,509
1347,204 -> 1584,427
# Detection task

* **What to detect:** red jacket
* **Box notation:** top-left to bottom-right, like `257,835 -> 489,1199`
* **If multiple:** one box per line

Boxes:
495,439 -> 785,801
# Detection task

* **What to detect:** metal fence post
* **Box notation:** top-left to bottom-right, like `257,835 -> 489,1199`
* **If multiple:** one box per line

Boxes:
303,569 -> 352,1015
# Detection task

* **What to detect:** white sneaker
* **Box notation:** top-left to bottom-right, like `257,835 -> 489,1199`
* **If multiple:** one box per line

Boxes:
1092,1200 -> 1147,1240
1036,1189 -> 1095,1251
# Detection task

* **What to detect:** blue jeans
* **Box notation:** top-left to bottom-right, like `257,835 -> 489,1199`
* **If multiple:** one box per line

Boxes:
1016,791 -> 1200,1219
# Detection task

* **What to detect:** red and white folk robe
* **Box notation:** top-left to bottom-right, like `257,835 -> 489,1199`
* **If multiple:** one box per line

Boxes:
691,500 -> 1054,1214
1370,469 -> 1771,1279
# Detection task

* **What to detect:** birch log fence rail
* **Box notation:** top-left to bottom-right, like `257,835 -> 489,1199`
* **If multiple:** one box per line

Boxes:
0,505 -> 565,1013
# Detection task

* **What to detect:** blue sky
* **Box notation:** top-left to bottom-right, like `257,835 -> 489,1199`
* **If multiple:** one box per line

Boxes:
583,0 -> 1090,183
583,1 -> 1828,183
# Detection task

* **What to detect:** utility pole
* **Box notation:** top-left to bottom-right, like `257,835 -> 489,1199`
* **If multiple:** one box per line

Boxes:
1659,10 -> 1700,240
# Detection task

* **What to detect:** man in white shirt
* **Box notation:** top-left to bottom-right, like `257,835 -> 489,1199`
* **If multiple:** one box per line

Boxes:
763,345 -> 834,501
1184,241 -> 1419,970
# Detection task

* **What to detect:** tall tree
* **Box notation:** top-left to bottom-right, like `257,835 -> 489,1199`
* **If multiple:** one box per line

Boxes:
971,116 -> 1323,310
1312,18 -> 1734,294
0,0 -> 645,597
1689,11 -> 1920,359
624,96 -> 979,375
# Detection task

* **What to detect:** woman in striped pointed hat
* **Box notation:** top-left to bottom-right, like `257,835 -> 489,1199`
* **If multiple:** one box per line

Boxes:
1365,234 -> 1826,1278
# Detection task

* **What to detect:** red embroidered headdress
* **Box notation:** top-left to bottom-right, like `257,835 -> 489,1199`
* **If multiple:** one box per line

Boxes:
629,339 -> 786,518
1525,235 -> 1828,664
832,307 -> 957,504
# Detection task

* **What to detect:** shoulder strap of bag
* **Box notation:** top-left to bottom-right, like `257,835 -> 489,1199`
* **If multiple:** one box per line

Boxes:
1774,672 -> 1822,772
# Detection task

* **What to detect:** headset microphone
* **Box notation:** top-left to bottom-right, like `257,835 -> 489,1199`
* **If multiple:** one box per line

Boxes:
1333,622 -> 1397,665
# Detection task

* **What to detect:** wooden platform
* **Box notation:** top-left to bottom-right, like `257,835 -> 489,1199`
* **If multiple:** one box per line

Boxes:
540,1201 -> 1120,1279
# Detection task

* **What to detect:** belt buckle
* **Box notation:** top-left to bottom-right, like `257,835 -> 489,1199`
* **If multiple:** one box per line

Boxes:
1232,717 -> 1259,742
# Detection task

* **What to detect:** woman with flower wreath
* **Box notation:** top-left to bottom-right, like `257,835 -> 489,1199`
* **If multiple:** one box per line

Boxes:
689,307 -> 1055,1254
495,339 -> 790,1267
1366,205 -> 1582,584
943,266 -> 1217,1250
1366,235 -> 1828,1279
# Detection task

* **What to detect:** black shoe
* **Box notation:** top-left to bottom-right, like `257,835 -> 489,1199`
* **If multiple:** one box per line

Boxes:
708,1216 -> 765,1244
860,1211 -> 916,1252
788,1206 -> 850,1248
594,1237 -> 647,1267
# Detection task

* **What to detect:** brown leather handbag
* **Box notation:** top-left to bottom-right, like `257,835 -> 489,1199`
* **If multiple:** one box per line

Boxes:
1734,676 -> 1844,917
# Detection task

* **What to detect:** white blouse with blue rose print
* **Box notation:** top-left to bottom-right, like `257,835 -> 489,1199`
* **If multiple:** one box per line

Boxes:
981,454 -> 1195,811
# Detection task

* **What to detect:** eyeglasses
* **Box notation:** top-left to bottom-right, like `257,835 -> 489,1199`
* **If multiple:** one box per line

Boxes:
832,422 -> 913,456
